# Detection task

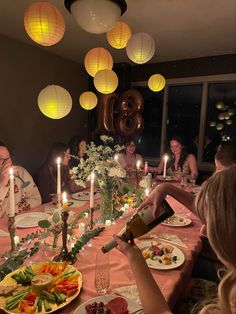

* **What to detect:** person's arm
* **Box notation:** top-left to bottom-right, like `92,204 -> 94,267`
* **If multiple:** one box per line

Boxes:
114,236 -> 172,314
156,158 -> 164,174
138,183 -> 196,217
19,167 -> 42,208
188,154 -> 198,178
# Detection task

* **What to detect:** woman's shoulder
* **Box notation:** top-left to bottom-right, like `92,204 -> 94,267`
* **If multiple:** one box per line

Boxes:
186,153 -> 197,162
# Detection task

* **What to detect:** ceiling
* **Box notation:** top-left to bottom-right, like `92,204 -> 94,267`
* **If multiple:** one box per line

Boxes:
0,0 -> 235,65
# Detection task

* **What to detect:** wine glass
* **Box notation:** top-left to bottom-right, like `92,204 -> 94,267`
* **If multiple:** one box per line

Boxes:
189,174 -> 197,192
94,250 -> 110,295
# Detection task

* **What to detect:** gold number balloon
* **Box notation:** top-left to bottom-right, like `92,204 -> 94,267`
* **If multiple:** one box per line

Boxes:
94,93 -> 118,135
116,89 -> 144,137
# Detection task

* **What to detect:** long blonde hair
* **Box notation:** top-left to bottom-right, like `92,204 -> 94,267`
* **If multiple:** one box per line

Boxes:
195,165 -> 236,313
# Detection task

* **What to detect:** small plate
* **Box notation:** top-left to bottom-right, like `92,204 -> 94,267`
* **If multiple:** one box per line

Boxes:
138,241 -> 185,270
72,191 -> 101,201
162,214 -> 192,227
155,175 -> 175,181
74,295 -> 143,314
15,212 -> 50,228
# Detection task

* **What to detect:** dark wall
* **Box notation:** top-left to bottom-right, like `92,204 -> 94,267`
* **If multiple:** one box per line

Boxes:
131,54 -> 236,81
0,34 -> 89,173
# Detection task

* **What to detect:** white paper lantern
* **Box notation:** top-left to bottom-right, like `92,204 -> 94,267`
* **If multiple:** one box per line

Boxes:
209,121 -> 216,127
126,32 -> 155,64
38,85 -> 72,119
216,102 -> 224,109
94,69 -> 118,94
216,123 -> 224,130
148,74 -> 166,92
226,119 -> 232,125
79,92 -> 98,110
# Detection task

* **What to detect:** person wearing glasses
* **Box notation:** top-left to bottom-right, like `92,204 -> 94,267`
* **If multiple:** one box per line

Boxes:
0,141 -> 41,217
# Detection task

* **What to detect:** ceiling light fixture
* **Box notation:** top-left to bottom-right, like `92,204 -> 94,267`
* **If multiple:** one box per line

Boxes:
64,0 -> 127,34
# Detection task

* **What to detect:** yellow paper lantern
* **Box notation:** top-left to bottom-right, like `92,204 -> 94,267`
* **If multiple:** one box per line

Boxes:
84,47 -> 113,77
148,74 -> 166,92
107,21 -> 132,49
94,69 -> 118,94
228,108 -> 235,116
226,119 -> 232,125
24,2 -> 65,46
126,32 -> 155,64
209,121 -> 216,127
216,123 -> 224,130
218,113 -> 225,120
215,102 -> 224,109
79,92 -> 98,110
38,85 -> 72,119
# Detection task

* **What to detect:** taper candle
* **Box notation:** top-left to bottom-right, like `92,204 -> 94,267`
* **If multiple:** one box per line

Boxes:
163,155 -> 168,179
56,157 -> 61,196
90,172 -> 95,209
9,168 -> 15,217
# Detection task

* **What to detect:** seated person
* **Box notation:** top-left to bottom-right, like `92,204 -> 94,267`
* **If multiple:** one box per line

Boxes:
117,139 -> 143,175
35,142 -> 79,203
68,135 -> 87,168
214,139 -> 236,172
114,165 -> 236,314
155,135 -> 198,180
0,141 -> 41,216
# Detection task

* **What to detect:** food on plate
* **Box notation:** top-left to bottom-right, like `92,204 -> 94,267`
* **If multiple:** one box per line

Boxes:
163,214 -> 188,225
85,297 -> 129,314
0,261 -> 82,313
141,241 -> 178,265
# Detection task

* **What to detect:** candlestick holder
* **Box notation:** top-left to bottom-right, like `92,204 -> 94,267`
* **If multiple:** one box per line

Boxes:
8,216 -> 16,252
53,211 -> 77,265
136,169 -> 141,188
90,207 -> 94,230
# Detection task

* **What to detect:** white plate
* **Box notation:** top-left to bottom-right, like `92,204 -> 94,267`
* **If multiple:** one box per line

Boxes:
15,212 -> 50,228
138,241 -> 185,270
162,214 -> 192,227
156,175 -> 175,181
72,191 -> 101,201
74,295 -> 143,314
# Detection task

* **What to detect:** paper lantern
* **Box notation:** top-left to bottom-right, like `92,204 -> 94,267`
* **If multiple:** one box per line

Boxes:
107,21 -> 131,49
126,32 -> 155,64
218,113 -> 225,120
148,74 -> 166,92
226,119 -> 232,125
209,121 -> 216,127
216,123 -> 224,130
38,85 -> 72,119
215,102 -> 224,109
65,0 -> 127,34
224,113 -> 231,120
94,69 -> 118,94
228,108 -> 235,116
79,92 -> 98,110
24,2 -> 65,46
84,47 -> 113,77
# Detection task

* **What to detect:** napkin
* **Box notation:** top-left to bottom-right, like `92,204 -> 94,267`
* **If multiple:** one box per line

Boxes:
0,229 -> 9,237
139,232 -> 187,248
112,284 -> 141,305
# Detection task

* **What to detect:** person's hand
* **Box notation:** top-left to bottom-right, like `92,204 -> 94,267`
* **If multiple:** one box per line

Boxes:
0,160 -> 18,187
137,184 -> 167,218
113,235 -> 140,258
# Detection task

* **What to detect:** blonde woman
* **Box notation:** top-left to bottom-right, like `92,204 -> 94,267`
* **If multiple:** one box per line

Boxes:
114,165 -> 236,314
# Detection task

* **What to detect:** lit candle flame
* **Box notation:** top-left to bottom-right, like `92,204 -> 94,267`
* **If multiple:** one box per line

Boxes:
9,167 -> 14,175
56,157 -> 61,165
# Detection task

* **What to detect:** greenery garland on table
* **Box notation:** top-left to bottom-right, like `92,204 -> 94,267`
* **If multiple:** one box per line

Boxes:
0,227 -> 104,281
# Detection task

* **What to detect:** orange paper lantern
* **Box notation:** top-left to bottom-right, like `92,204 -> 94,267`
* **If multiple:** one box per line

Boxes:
38,85 -> 72,119
84,47 -> 113,77
79,92 -> 98,110
24,2 -> 65,46
107,21 -> 131,49
94,69 -> 118,94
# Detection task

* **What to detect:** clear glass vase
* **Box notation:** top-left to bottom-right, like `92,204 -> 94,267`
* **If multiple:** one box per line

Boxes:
99,181 -> 114,223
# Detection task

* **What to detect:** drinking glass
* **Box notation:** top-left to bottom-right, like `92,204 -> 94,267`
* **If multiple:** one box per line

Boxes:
95,250 -> 110,295
180,175 -> 188,190
189,174 -> 197,192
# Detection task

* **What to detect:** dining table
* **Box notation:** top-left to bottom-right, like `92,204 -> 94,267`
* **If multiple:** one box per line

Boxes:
0,185 -> 203,313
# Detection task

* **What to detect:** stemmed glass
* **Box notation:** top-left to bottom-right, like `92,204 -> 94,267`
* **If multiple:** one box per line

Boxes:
189,174 -> 197,192
95,250 -> 110,295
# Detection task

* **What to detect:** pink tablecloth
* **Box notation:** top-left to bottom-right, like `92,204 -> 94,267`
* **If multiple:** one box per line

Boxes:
0,196 -> 202,313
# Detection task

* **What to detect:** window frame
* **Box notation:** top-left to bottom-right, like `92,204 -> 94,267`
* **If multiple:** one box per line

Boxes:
132,73 -> 236,171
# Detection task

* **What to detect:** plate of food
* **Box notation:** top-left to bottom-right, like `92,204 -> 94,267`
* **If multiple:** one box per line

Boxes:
0,261 -> 82,313
75,295 -> 143,314
138,241 -> 185,270
155,175 -> 175,182
15,212 -> 50,228
72,191 -> 101,201
162,214 -> 192,227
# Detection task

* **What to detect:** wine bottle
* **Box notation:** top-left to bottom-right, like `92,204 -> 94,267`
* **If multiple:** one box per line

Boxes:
101,199 -> 174,253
